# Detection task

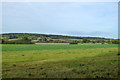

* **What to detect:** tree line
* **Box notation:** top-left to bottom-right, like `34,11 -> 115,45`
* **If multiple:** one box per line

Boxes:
1,37 -> 34,44
0,33 -> 119,44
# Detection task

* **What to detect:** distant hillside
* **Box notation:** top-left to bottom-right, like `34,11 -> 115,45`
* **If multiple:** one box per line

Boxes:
1,33 -> 107,40
1,33 -> 119,44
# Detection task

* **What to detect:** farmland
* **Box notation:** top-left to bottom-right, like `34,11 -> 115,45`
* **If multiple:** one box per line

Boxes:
2,44 -> 119,78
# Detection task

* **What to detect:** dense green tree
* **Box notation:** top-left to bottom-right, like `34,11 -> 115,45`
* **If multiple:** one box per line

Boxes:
69,41 -> 78,44
82,38 -> 88,43
110,39 -> 119,44
21,36 -> 30,41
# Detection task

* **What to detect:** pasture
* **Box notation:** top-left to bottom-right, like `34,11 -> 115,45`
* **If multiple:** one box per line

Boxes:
2,44 -> 118,78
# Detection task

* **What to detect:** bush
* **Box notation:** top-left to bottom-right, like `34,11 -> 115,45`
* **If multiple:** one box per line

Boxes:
82,38 -> 88,43
69,42 -> 78,44
111,39 -> 119,44
2,40 -> 34,44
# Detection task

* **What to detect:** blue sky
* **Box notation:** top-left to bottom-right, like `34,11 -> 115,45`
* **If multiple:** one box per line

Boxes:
2,2 -> 118,39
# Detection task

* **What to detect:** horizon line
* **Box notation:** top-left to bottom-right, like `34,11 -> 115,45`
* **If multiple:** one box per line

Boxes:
1,32 -> 117,39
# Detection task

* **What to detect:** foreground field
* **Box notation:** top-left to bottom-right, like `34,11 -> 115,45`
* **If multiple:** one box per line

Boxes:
2,44 -> 118,78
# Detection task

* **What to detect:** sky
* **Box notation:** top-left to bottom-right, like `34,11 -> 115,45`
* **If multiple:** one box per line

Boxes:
2,2 -> 118,39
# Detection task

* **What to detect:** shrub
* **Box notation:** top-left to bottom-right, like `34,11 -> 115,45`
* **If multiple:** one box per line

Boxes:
69,41 -> 78,44
110,39 -> 119,44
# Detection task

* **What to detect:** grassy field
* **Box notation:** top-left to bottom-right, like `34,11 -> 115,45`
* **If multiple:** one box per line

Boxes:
2,44 -> 119,78
67,38 -> 83,41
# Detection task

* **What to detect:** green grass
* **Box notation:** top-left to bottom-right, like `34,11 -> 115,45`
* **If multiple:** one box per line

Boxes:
8,39 -> 18,41
67,38 -> 83,41
2,44 -> 118,52
2,44 -> 119,78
